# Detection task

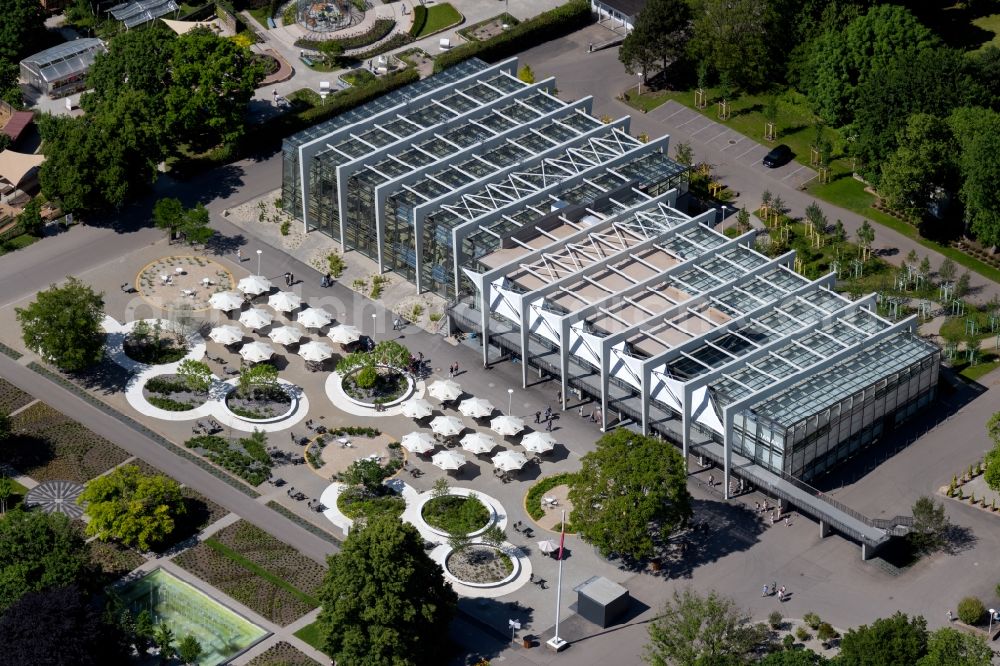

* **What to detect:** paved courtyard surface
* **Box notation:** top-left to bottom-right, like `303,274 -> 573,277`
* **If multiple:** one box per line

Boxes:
1,24 -> 1000,666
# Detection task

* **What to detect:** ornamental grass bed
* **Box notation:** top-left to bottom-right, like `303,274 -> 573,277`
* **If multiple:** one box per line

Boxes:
0,378 -> 33,414
247,641 -> 323,666
7,402 -> 130,483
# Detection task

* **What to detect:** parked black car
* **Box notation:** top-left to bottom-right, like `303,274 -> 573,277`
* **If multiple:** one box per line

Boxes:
762,144 -> 793,168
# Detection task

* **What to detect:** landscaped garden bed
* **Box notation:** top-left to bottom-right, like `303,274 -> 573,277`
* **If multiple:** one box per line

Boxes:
526,472 -> 578,532
0,378 -> 33,414
185,433 -> 272,486
422,494 -> 490,535
123,321 -> 189,365
225,384 -> 292,420
247,641 -> 323,666
445,545 -> 514,584
143,374 -> 208,412
6,402 -> 130,483
337,485 -> 405,520
340,365 -> 409,405
88,539 -> 146,584
173,520 -> 325,625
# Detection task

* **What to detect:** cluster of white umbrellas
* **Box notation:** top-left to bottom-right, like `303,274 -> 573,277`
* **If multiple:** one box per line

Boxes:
298,307 -> 334,330
298,341 -> 334,363
400,398 -> 434,419
460,432 -> 497,455
328,323 -> 361,345
400,432 -> 436,455
458,397 -> 494,419
268,325 -> 304,346
428,379 -> 462,402
429,415 -> 464,437
267,291 -> 301,313
208,324 -> 243,345
239,307 -> 273,330
239,341 -> 274,364
208,291 -> 243,313
491,415 -> 525,437
237,275 -> 272,296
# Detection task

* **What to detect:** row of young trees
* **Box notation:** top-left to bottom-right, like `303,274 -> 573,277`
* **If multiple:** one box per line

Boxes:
621,1 -> 1000,246
39,24 -> 265,214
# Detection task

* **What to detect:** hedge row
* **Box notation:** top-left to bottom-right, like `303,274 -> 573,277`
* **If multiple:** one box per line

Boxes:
433,0 -> 591,73
408,5 -> 427,37
351,33 -> 414,61
295,18 -> 395,52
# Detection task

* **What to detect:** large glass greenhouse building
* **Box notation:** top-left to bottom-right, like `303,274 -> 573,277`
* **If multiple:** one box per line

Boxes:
282,58 -> 940,556
19,39 -> 107,99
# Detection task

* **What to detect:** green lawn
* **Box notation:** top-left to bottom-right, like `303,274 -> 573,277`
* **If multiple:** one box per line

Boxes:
961,354 -> 1000,381
972,14 -> 1000,51
415,3 -> 462,38
248,6 -> 273,27
294,621 -> 325,651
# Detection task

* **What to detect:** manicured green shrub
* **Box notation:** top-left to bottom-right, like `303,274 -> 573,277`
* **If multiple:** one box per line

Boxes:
817,623 -> 838,641
768,611 -> 782,629
803,612 -> 822,630
433,0 -> 591,73
147,396 -> 195,411
795,626 -> 810,641
958,596 -> 985,625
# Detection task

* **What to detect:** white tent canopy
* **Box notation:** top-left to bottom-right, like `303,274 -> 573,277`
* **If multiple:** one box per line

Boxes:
237,275 -> 272,296
327,323 -> 361,344
208,291 -> 244,312
267,291 -> 302,313
429,415 -> 464,437
298,341 -> 334,363
239,307 -> 272,330
208,324 -> 243,345
298,307 -> 333,329
400,398 -> 434,419
400,432 -> 436,454
239,341 -> 274,363
432,450 -> 467,471
492,450 -> 528,472
0,150 -> 44,187
268,325 -> 303,346
458,397 -> 495,419
460,432 -> 497,455
427,379 -> 462,402
490,415 -> 525,437
520,431 -> 556,454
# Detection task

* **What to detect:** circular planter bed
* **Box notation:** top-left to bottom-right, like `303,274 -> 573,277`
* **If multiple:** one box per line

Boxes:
337,486 -> 406,520
340,365 -> 413,408
142,374 -> 208,412
123,333 -> 188,365
224,384 -> 294,421
445,545 -> 517,586
422,494 -> 490,536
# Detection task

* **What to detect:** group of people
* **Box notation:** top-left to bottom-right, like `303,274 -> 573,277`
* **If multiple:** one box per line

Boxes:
762,582 -> 788,601
533,406 -> 558,431
283,271 -> 295,286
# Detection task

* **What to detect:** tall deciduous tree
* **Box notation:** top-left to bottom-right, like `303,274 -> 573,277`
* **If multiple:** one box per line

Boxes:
0,509 -> 91,613
0,585 -> 129,666
179,203 -> 214,246
16,277 -> 105,371
804,5 -> 938,125
948,107 -> 1000,248
620,0 -> 690,82
152,197 -> 185,240
0,0 -> 47,63
917,626 -> 992,666
909,495 -> 949,553
878,114 -> 957,220
164,28 -> 266,151
689,0 -> 777,91
644,588 -> 768,666
78,464 -> 185,551
316,515 -> 457,665
838,612 -> 928,666
82,24 -> 175,112
568,429 -> 690,560
177,359 -> 212,393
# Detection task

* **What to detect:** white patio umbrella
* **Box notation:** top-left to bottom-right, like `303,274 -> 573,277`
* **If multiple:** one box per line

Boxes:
268,325 -> 304,346
239,341 -> 274,364
237,274 -> 272,296
431,450 -> 467,472
537,539 -> 559,554
492,450 -> 529,472
298,307 -> 333,329
521,431 -> 556,454
208,324 -> 243,345
298,341 -> 334,363
239,307 -> 273,330
427,379 -> 462,402
458,397 -> 495,419
490,415 -> 526,437
327,323 -> 362,345
400,432 -> 436,455
400,398 -> 434,419
430,415 -> 464,437
267,291 -> 302,313
208,291 -> 243,312
460,432 -> 498,455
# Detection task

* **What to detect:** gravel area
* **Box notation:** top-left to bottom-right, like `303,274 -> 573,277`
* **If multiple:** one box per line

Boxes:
445,545 -> 513,585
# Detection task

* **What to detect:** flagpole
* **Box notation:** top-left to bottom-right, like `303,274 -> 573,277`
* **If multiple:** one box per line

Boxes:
546,509 -> 568,651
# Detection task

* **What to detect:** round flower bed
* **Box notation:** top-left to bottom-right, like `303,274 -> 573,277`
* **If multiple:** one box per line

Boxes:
340,364 -> 413,408
445,545 -> 516,586
123,332 -> 188,365
422,494 -> 490,536
142,374 -> 208,412
224,384 -> 293,421
336,486 -> 406,520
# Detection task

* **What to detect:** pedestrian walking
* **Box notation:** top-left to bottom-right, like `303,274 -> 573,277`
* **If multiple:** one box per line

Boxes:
454,362 -> 459,376
534,411 -> 541,424
288,272 -> 294,285
418,351 -> 423,362
754,501 -> 761,513
778,586 -> 786,601
236,248 -> 242,262
707,474 -> 715,487
393,317 -> 400,330
448,363 -> 455,378
784,516 -> 791,527
578,405 -> 584,417
762,585 -> 768,597
769,512 -> 775,525
771,582 -> 776,596
546,417 -> 553,432
947,610 -> 953,622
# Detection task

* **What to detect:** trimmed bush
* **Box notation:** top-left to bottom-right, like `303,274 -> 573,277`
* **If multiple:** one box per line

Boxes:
147,396 -> 196,411
433,0 -> 591,73
817,623 -> 838,641
295,18 -> 395,52
409,5 -> 427,37
958,596 -> 985,625
803,612 -> 822,630
768,611 -> 782,629
795,626 -> 810,642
